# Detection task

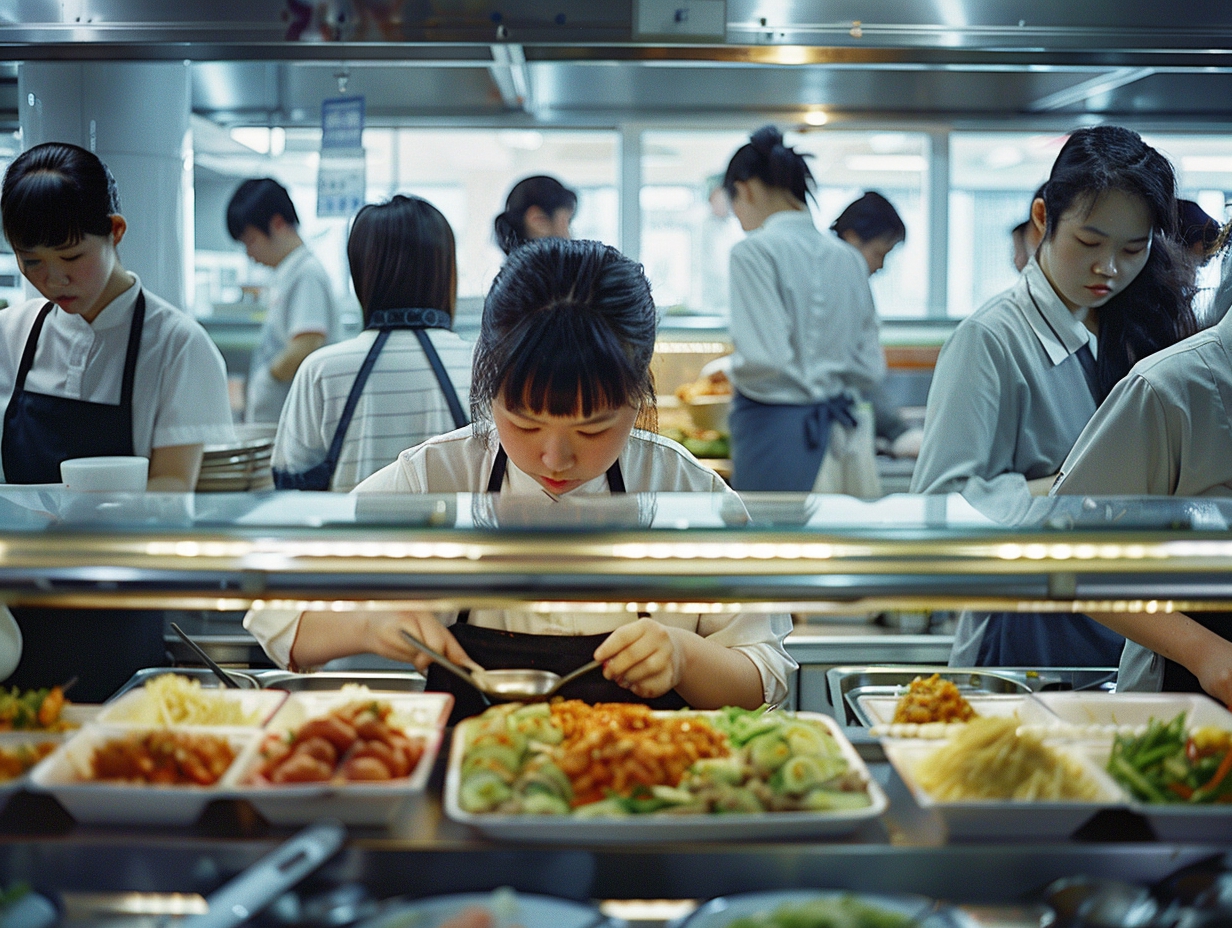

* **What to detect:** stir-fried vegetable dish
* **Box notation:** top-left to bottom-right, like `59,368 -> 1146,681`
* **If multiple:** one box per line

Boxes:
0,686 -> 71,731
457,702 -> 871,817
1106,712 -> 1232,804
727,895 -> 919,928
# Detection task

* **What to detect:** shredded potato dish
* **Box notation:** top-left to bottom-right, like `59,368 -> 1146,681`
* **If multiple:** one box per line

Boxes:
891,674 -> 977,724
109,674 -> 257,727
913,717 -> 1102,801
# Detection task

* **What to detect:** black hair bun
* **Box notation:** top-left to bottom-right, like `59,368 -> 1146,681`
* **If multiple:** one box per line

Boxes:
750,125 -> 785,157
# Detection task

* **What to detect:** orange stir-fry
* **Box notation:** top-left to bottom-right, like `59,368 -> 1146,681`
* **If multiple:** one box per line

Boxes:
548,701 -> 730,806
90,731 -> 236,785
0,742 -> 57,781
891,674 -> 977,724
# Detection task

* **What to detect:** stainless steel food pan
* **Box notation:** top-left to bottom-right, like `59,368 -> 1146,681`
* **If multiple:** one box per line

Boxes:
251,670 -> 426,692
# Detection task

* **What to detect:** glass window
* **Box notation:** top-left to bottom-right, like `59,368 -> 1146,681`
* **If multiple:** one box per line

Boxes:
948,132 -> 1061,318
641,129 -> 929,322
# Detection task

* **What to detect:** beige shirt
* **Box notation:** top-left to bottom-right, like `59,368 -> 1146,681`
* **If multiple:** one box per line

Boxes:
245,426 -> 797,705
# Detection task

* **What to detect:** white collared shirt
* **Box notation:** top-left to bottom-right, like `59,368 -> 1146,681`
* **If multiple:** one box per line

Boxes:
244,426 -> 797,706
728,210 -> 885,404
0,277 -> 235,480
246,245 -> 340,424
911,257 -> 1099,497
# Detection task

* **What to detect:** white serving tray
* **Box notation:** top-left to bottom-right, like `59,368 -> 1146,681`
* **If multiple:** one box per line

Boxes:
96,686 -> 285,728
228,690 -> 451,826
680,890 -> 941,928
28,724 -> 258,826
1031,691 -> 1232,736
883,738 -> 1127,840
445,710 -> 888,844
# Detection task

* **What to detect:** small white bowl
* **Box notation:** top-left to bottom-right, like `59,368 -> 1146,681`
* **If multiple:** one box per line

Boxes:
60,456 -> 148,492
685,395 -> 731,432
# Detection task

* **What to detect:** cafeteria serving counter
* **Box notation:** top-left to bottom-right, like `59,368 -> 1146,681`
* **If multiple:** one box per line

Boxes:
0,486 -> 1230,919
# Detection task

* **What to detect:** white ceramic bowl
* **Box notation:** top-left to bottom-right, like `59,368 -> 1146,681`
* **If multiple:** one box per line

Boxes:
60,456 -> 148,492
685,395 -> 731,432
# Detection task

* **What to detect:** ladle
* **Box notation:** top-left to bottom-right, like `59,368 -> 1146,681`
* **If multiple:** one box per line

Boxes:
170,622 -> 243,689
398,629 -> 601,701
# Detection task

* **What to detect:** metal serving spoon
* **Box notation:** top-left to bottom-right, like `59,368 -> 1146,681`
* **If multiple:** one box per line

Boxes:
170,622 -> 244,689
398,628 -> 601,702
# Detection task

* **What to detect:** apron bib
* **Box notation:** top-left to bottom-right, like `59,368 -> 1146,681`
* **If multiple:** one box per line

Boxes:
273,307 -> 468,490
1,293 -> 166,702
425,447 -> 688,724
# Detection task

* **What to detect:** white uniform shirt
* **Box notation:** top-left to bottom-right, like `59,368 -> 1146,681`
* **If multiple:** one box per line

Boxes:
1053,309 -> 1232,692
272,328 -> 473,492
245,426 -> 797,705
0,278 -> 235,481
911,258 -> 1099,497
246,245 -> 339,424
728,210 -> 885,404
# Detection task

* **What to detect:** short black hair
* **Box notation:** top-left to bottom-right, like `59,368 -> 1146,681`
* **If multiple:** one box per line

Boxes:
348,195 -> 456,326
471,238 -> 657,426
830,191 -> 906,245
1,142 -> 120,251
226,177 -> 299,240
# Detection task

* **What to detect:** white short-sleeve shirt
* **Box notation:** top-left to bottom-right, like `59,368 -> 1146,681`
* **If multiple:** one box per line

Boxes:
246,245 -> 340,424
245,426 -> 797,705
0,277 -> 235,480
272,328 -> 473,492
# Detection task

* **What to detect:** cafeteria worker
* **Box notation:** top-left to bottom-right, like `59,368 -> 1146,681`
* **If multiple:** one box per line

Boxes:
0,142 -> 234,700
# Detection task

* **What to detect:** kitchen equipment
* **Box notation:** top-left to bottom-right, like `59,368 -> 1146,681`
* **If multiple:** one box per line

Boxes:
253,670 -> 426,692
170,623 -> 244,689
109,668 -> 261,701
398,629 -> 602,701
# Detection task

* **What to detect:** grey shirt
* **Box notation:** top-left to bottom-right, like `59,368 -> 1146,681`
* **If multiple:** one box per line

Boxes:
1054,308 -> 1232,690
912,258 -> 1099,497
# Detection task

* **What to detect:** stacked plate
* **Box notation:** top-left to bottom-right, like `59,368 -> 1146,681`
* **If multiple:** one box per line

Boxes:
196,424 -> 275,492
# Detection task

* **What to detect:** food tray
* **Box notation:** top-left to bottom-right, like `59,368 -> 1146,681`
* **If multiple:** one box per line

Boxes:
0,731 -> 75,816
96,686 -> 286,728
827,667 -> 1033,729
679,890 -> 952,928
445,710 -> 888,844
882,739 -> 1127,840
859,693 -> 1059,737
109,668 -> 261,700
227,690 -> 451,826
252,670 -> 426,692
28,724 -> 258,825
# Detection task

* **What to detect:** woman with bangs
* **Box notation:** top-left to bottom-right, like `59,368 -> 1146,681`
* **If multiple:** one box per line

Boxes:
0,142 -> 233,699
245,238 -> 796,721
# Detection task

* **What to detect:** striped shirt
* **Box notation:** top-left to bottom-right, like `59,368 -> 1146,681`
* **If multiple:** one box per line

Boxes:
271,327 -> 473,491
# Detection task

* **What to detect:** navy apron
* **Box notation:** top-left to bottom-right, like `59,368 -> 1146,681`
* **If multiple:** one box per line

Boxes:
973,284 -> 1124,669
273,307 -> 468,490
1,293 -> 168,702
426,447 -> 689,725
729,391 -> 857,491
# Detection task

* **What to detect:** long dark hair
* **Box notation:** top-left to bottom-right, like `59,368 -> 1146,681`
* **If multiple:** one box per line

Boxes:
347,195 -> 456,325
1,142 -> 120,251
493,175 -> 578,255
1039,126 -> 1199,402
471,238 -> 657,430
831,191 -> 905,245
723,125 -> 814,205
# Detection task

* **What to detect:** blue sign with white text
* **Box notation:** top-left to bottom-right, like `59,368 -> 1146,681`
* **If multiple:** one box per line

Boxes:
321,96 -> 365,149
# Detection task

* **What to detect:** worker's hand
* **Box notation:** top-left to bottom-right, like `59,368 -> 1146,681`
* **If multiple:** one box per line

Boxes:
594,618 -> 687,699
363,611 -> 478,675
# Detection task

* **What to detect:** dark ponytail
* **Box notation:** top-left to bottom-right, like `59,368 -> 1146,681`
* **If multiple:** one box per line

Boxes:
723,125 -> 814,205
493,175 -> 578,255
1038,125 -> 1199,402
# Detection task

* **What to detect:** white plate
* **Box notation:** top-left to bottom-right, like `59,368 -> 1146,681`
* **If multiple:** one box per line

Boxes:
860,693 -> 1058,737
445,710 -> 888,844
229,690 -> 451,826
680,890 -> 941,928
1032,691 -> 1232,735
883,739 -> 1126,840
96,686 -> 285,728
29,724 -> 257,825
357,891 -> 607,928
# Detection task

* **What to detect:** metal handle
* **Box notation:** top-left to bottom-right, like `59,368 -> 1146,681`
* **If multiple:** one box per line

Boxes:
169,622 -> 242,689
398,628 -> 479,688
551,659 -> 602,693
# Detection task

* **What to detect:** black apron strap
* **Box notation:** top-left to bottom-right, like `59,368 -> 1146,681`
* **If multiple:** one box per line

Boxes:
9,303 -> 53,397
319,329 -> 390,483
412,329 -> 468,430
1075,343 -> 1101,405
118,290 -> 146,411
